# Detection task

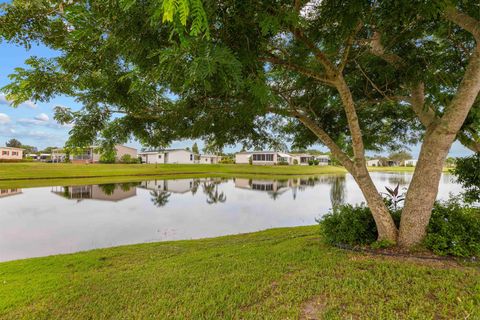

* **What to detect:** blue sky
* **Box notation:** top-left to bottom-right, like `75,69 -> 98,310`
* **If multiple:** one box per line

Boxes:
0,9 -> 473,157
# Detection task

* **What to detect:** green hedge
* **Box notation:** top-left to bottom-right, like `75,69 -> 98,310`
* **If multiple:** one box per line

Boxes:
319,199 -> 480,257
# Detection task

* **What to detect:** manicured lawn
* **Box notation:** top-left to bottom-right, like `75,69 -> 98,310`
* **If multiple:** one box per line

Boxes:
0,163 -> 347,180
0,162 -> 449,185
0,226 -> 478,319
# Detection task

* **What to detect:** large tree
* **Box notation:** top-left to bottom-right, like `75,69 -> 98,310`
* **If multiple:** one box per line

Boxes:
1,0 -> 479,247
5,138 -> 22,148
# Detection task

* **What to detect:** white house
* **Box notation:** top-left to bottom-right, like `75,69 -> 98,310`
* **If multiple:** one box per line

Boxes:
235,151 -> 293,165
139,149 -> 197,164
404,159 -> 418,167
235,151 -> 329,166
367,159 -> 382,167
291,153 -> 315,165
0,147 -> 24,160
200,154 -> 222,164
315,155 -> 330,166
139,179 -> 197,193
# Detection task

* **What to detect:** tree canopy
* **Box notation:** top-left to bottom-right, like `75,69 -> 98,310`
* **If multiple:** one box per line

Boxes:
1,0 -> 479,247
5,138 -> 22,148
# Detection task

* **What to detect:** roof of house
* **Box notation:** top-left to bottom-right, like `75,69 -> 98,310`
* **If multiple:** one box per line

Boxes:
115,145 -> 137,151
236,151 -> 285,154
139,148 -> 194,154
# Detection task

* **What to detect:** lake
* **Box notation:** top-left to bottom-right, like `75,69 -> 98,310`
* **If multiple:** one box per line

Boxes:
0,172 -> 462,262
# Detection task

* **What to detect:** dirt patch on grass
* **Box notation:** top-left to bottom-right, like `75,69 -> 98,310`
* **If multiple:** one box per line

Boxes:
300,295 -> 327,320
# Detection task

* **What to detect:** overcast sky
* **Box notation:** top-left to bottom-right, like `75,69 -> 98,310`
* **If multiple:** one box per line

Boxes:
0,2 -> 473,157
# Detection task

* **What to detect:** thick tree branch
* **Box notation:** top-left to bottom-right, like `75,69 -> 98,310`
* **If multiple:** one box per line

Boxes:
458,131 -> 480,153
440,48 -> 480,131
363,31 -> 405,67
410,82 -> 437,128
444,7 -> 480,43
268,92 -> 355,171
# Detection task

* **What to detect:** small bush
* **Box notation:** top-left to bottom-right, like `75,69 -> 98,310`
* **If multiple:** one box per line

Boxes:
320,199 -> 479,257
319,204 -> 401,245
424,199 -> 480,257
219,157 -> 234,164
452,153 -> 480,203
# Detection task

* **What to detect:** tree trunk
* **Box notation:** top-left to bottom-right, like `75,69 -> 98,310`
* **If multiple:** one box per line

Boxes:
398,127 -> 455,247
295,113 -> 398,242
352,165 -> 399,242
399,48 -> 480,248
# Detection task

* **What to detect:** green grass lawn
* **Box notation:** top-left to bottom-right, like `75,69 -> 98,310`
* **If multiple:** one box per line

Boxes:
0,162 -> 449,187
0,163 -> 347,180
0,226 -> 478,319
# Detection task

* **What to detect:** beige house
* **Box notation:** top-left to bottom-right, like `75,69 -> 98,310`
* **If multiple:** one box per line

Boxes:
70,145 -> 137,164
51,184 -> 136,202
0,188 -> 22,198
0,147 -> 24,160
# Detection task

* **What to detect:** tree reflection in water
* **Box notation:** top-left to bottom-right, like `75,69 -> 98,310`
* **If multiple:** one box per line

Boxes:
150,190 -> 171,207
202,180 -> 227,204
98,184 -> 116,196
330,175 -> 346,208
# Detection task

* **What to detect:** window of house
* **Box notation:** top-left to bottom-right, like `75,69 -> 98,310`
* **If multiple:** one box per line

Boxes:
12,152 -> 18,156
158,154 -> 162,159
253,154 -> 273,161
2,151 -> 9,155
190,154 -> 193,161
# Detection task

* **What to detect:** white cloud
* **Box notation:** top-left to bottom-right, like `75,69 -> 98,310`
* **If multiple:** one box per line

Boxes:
23,100 -> 38,109
34,113 -> 49,122
0,113 -> 11,124
0,94 -> 37,109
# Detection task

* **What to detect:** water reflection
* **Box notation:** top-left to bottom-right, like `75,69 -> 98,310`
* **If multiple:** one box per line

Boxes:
51,182 -> 140,202
0,173 -> 463,262
0,188 -> 22,198
330,176 -> 346,208
149,190 -> 171,207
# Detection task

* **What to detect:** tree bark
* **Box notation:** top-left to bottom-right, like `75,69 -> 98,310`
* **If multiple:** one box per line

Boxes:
296,112 -> 398,242
399,48 -> 480,247
352,166 -> 399,241
398,127 -> 456,247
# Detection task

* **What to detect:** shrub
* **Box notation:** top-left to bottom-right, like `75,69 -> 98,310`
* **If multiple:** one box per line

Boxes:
219,157 -> 234,164
320,199 -> 480,257
319,204 -> 401,245
424,199 -> 480,257
118,154 -> 139,164
452,153 -> 480,203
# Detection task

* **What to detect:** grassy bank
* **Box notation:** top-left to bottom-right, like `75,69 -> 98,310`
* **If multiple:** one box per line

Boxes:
0,162 -> 448,186
0,163 -> 347,181
0,226 -> 478,319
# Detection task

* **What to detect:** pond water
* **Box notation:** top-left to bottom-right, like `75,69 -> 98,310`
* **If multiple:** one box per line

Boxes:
0,172 -> 462,262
